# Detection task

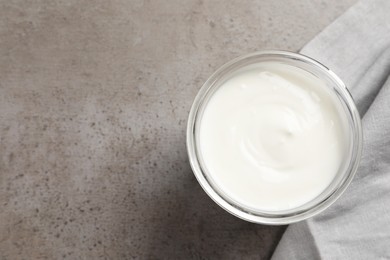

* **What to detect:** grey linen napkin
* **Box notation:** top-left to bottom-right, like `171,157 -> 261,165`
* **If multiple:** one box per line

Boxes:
272,0 -> 390,259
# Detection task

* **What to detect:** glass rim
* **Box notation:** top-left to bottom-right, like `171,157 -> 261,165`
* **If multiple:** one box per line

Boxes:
186,50 -> 363,225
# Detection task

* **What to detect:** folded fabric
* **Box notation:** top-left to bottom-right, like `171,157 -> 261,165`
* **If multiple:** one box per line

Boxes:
272,0 -> 390,259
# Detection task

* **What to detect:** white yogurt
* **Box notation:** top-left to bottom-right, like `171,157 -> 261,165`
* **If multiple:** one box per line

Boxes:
199,62 -> 348,211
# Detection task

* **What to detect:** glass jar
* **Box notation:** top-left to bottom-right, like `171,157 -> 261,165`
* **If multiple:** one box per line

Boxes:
186,51 -> 363,225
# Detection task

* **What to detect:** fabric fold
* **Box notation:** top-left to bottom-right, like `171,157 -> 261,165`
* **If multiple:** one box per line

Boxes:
353,48 -> 390,116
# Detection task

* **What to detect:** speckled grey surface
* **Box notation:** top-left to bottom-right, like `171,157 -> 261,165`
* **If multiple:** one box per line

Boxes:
0,0 -> 356,259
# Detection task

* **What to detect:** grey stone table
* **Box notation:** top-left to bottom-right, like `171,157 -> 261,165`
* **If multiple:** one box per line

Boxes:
0,0 -> 356,259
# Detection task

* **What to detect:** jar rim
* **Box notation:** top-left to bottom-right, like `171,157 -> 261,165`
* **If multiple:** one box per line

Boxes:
186,50 -> 363,225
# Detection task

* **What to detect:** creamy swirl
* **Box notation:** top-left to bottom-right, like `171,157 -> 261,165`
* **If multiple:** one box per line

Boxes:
199,63 -> 348,211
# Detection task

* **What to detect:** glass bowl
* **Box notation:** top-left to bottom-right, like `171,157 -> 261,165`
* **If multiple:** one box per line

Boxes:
187,50 -> 363,225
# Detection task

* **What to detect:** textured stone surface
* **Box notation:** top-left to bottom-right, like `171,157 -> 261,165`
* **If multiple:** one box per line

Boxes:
0,0 -> 356,259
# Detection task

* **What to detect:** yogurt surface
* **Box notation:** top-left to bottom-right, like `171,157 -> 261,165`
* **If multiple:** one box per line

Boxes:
199,62 -> 348,211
